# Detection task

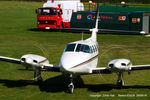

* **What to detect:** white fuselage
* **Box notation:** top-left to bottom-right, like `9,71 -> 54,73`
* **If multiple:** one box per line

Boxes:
59,39 -> 99,74
59,6 -> 99,75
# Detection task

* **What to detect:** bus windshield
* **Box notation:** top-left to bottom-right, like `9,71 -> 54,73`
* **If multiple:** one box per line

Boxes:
38,8 -> 57,15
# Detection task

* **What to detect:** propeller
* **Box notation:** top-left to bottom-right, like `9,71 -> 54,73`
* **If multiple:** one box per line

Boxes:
20,41 -> 50,83
98,46 -> 126,81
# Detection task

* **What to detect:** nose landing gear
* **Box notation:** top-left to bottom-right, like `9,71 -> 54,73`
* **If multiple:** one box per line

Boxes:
68,74 -> 74,94
68,82 -> 74,94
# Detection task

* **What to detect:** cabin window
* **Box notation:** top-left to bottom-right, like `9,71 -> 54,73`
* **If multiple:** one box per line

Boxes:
96,44 -> 99,50
90,47 -> 93,53
92,46 -> 95,53
76,44 -> 91,53
64,44 -> 76,52
94,45 -> 97,52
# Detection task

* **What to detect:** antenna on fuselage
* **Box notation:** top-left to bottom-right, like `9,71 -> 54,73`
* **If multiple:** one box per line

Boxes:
81,32 -> 84,40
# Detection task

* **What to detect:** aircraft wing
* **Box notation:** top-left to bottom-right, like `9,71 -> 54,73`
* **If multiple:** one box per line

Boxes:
0,55 -> 60,72
0,55 -> 60,81
90,67 -> 112,74
90,65 -> 150,74
41,63 -> 60,72
44,28 -> 142,34
0,56 -> 21,64
131,65 -> 150,70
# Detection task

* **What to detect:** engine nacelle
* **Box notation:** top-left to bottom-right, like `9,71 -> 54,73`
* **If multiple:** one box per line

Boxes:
108,59 -> 132,72
20,54 -> 49,68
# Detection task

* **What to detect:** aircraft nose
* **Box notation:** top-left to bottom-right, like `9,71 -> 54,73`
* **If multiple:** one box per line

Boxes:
60,55 -> 77,72
60,52 -> 88,72
60,60 -> 70,72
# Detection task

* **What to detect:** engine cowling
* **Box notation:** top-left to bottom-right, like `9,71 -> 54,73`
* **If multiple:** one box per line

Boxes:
20,54 -> 49,68
108,59 -> 132,72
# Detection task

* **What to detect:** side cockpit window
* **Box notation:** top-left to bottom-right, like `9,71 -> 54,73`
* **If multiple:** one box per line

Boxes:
76,44 -> 82,52
64,44 -> 76,52
76,44 -> 91,53
84,45 -> 91,53
64,43 -> 95,53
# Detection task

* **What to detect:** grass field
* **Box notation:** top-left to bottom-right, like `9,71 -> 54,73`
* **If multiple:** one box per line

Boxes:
0,1 -> 150,100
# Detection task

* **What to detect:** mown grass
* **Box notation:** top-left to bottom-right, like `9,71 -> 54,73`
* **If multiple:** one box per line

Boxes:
0,1 -> 150,100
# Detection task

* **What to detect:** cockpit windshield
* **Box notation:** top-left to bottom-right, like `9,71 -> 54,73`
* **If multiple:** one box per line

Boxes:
64,44 -> 76,52
76,44 -> 91,53
64,43 -> 91,53
38,8 -> 57,15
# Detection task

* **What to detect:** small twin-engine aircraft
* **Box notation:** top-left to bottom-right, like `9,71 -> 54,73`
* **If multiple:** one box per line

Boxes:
0,5 -> 150,93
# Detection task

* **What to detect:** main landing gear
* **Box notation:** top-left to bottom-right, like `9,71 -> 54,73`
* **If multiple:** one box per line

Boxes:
117,72 -> 124,88
68,74 -> 74,94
